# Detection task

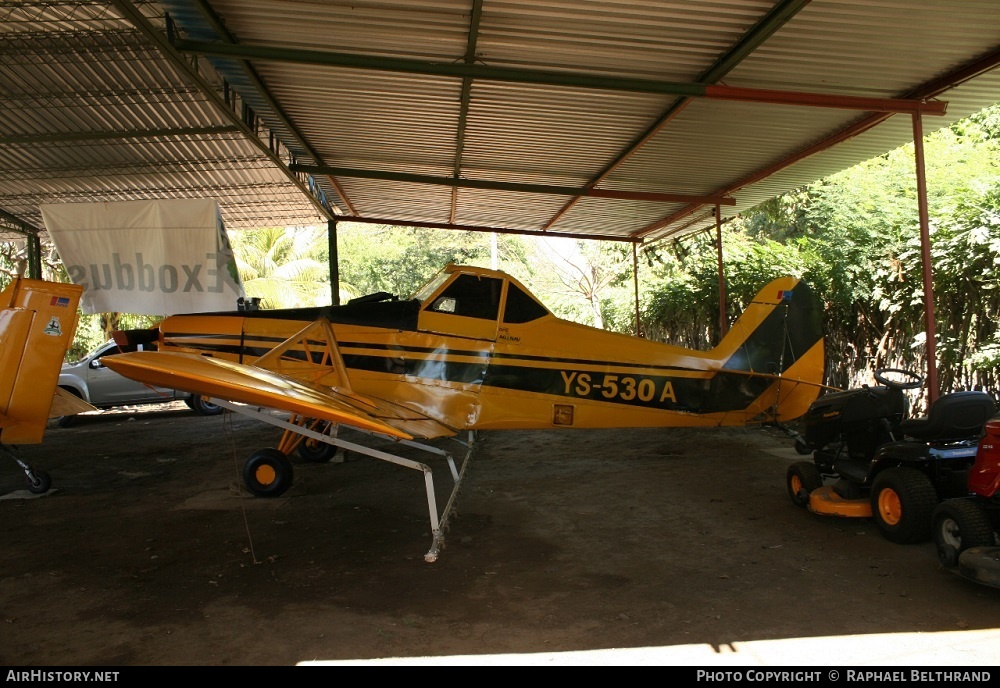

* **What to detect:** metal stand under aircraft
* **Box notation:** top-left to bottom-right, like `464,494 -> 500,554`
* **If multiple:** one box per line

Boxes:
212,399 -> 475,562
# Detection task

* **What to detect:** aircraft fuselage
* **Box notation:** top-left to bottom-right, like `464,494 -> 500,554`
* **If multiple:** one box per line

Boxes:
150,264 -> 825,434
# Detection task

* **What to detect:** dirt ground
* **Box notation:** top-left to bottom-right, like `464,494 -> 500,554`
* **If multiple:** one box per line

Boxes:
2,402 -> 999,667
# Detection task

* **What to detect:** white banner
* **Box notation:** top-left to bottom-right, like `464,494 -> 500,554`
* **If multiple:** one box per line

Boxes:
41,199 -> 244,315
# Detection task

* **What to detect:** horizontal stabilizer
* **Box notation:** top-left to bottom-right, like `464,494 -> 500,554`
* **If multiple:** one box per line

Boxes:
49,387 -> 98,418
103,351 -> 415,440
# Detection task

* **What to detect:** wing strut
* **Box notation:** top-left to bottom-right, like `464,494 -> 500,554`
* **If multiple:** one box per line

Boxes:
214,399 -> 475,562
251,318 -> 370,404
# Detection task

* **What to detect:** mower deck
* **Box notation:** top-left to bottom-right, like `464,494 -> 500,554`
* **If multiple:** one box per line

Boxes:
808,485 -> 872,518
956,547 -> 1000,589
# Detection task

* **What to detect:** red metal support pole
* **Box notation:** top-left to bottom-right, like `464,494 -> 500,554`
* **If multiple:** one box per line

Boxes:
716,204 -> 728,336
912,114 -> 938,404
632,242 -> 642,337
328,218 -> 341,306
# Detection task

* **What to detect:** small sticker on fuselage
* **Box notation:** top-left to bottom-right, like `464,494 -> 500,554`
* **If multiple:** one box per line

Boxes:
43,317 -> 63,336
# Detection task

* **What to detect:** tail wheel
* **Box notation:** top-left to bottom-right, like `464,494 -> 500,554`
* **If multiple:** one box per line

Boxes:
786,461 -> 822,508
933,499 -> 995,568
26,469 -> 51,494
243,448 -> 294,498
870,467 -> 938,544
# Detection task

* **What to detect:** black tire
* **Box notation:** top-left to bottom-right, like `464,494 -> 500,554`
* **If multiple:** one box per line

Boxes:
296,421 -> 337,462
794,438 -> 811,455
297,436 -> 337,463
26,469 -> 52,494
870,467 -> 938,544
786,461 -> 822,507
242,448 -> 294,498
187,395 -> 224,416
933,499 -> 995,568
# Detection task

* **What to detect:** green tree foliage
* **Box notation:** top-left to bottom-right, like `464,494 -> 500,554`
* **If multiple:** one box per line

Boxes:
527,238 -> 634,329
230,225 -> 331,308
798,109 -> 1000,395
64,311 -> 161,362
0,241 -> 29,287
335,223 -> 532,299
635,103 -> 1000,406
637,231 -> 806,349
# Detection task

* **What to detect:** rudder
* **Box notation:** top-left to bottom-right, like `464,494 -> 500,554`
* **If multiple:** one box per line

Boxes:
0,278 -> 84,444
713,276 -> 826,422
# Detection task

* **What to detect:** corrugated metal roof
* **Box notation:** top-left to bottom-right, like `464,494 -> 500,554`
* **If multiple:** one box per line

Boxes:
2,0 -> 999,247
0,0 -> 331,242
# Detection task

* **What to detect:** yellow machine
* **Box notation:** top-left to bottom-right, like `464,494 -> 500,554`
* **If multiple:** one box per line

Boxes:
107,264 -> 826,560
0,277 -> 89,492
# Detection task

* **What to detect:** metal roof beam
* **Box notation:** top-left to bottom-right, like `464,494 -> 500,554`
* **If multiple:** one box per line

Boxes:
173,38 -> 947,115
638,44 -> 1000,242
0,207 -> 41,237
338,216 -> 641,244
0,125 -> 240,145
449,0 -> 485,224
2,86 -> 205,107
105,0 -> 335,222
542,0 -> 814,232
0,207 -> 43,277
3,157 -> 277,180
171,0 -> 357,215
288,164 -> 735,206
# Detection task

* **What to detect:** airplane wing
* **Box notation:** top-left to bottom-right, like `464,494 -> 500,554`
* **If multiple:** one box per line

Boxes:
102,350 -> 443,441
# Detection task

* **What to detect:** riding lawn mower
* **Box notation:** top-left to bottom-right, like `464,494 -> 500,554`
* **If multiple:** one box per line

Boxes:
932,415 -> 1000,588
786,368 -> 997,544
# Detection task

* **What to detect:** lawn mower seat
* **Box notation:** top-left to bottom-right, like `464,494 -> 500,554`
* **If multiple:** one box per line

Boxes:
897,390 -> 997,441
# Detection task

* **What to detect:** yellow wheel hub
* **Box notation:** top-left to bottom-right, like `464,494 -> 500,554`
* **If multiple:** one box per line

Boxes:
790,475 -> 804,493
877,488 -> 902,525
255,464 -> 277,486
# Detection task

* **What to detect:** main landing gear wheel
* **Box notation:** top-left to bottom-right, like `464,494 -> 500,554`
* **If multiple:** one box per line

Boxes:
933,499 -> 995,568
26,468 -> 51,494
870,467 -> 938,544
873,367 -> 923,390
298,438 -> 337,463
243,448 -> 294,498
297,423 -> 337,463
186,395 -> 224,416
786,461 -> 822,508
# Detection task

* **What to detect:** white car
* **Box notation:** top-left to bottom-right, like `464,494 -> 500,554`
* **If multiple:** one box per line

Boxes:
57,340 -> 222,424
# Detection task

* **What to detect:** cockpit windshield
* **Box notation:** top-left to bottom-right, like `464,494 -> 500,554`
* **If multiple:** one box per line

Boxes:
410,271 -> 451,304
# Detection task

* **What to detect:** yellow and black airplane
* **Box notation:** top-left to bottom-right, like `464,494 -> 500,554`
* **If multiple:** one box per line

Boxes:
103,263 -> 825,560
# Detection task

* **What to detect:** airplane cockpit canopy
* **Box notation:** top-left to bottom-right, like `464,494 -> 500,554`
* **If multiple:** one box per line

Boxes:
417,265 -> 551,326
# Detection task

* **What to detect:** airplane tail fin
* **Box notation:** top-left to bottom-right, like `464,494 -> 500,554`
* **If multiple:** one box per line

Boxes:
712,276 -> 826,423
0,278 -> 84,444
